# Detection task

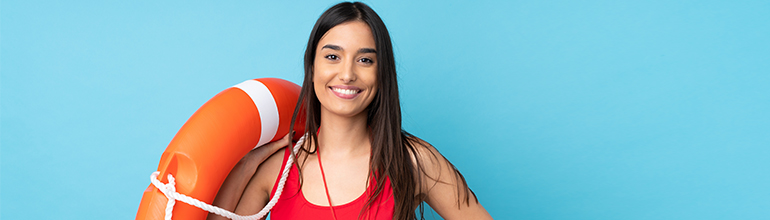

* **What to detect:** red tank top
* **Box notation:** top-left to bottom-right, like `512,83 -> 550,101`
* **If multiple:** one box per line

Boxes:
269,147 -> 395,219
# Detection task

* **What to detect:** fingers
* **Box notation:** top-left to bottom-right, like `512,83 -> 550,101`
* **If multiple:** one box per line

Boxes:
277,132 -> 291,147
257,133 -> 292,154
240,133 -> 292,164
268,133 -> 289,147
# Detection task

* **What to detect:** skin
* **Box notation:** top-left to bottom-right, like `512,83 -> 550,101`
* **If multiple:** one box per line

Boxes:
208,21 -> 492,220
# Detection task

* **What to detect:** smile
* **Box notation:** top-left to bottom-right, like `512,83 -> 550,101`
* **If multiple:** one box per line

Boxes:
330,86 -> 362,99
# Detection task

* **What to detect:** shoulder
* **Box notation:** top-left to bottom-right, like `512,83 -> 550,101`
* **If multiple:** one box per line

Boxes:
405,136 -> 445,177
405,135 -> 458,194
406,135 -> 492,219
404,134 -> 469,195
405,135 -> 490,218
405,135 -> 433,161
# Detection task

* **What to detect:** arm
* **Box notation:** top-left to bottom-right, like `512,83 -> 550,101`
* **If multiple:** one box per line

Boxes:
414,141 -> 493,220
207,134 -> 290,220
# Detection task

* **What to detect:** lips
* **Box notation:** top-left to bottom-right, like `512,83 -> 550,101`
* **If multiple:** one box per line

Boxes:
329,85 -> 362,99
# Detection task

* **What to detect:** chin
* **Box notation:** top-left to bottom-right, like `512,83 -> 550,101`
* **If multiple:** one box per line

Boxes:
324,106 -> 367,118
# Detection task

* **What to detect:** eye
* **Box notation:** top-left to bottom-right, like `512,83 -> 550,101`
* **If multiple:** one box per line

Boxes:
359,57 -> 374,64
325,54 -> 339,60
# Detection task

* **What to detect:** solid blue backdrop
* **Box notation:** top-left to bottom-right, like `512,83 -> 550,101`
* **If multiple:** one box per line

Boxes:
2,0 -> 768,219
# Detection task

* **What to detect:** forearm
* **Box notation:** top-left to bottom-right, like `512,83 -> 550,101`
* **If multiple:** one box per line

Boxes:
207,134 -> 291,220
207,149 -> 271,220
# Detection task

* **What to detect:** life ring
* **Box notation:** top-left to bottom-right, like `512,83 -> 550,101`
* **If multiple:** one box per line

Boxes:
136,78 -> 304,220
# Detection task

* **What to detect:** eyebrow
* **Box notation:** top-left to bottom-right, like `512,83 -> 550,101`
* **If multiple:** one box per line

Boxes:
322,44 -> 343,51
358,48 -> 377,54
321,44 -> 377,54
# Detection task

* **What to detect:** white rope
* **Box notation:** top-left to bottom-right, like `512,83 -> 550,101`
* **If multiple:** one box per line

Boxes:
149,135 -> 305,220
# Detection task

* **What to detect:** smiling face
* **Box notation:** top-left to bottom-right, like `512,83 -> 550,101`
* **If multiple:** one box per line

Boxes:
313,21 -> 378,119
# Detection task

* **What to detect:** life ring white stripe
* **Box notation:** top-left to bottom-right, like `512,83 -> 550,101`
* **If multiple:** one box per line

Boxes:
233,79 -> 280,148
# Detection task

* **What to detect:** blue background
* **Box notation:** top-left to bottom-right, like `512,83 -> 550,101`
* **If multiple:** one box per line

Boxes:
2,0 -> 769,219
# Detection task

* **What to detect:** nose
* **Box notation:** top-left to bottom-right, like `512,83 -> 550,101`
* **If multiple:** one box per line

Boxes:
338,59 -> 357,83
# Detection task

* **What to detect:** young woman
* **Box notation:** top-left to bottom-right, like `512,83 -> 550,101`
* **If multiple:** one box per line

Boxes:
209,2 -> 492,219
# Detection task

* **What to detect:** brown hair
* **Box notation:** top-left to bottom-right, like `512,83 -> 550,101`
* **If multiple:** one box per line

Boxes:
288,2 -> 477,219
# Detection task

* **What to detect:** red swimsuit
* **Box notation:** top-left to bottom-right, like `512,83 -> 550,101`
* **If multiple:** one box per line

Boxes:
269,147 -> 395,219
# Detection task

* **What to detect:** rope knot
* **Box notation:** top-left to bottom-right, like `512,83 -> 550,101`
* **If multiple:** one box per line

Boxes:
146,135 -> 306,220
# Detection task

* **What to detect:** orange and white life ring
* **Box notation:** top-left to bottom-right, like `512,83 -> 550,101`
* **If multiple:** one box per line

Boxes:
136,78 -> 304,220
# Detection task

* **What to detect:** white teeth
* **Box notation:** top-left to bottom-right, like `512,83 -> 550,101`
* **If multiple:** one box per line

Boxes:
332,87 -> 359,95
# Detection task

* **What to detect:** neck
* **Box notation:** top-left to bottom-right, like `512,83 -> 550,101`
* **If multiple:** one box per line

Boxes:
317,109 -> 370,157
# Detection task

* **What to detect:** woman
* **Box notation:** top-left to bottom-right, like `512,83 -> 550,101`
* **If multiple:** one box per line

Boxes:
209,2 -> 491,219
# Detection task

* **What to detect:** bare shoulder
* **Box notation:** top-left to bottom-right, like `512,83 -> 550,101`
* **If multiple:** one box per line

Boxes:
405,136 -> 447,176
406,136 -> 435,161
406,136 -> 493,219
406,135 -> 456,191
253,147 -> 288,196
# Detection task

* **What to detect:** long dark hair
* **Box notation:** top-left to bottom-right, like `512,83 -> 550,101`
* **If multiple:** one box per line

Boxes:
288,2 -> 477,219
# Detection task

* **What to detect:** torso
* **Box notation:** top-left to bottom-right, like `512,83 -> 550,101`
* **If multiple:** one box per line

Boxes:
299,142 -> 371,207
266,147 -> 395,219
